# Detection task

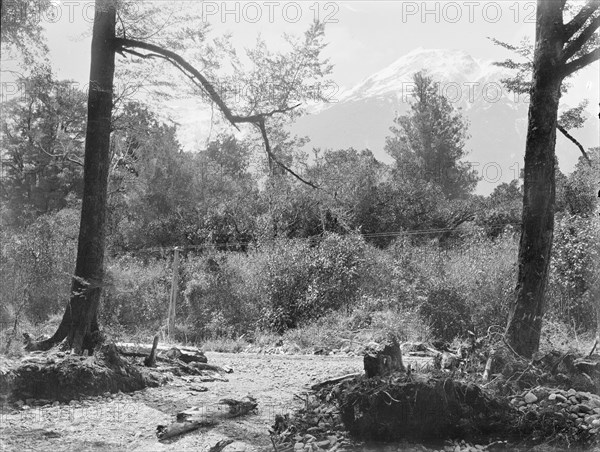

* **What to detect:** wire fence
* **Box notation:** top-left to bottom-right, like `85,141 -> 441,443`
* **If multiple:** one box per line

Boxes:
116,222 -> 522,256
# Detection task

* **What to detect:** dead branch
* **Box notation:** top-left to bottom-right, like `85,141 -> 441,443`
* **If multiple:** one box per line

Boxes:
557,124 -> 592,165
112,37 -> 319,189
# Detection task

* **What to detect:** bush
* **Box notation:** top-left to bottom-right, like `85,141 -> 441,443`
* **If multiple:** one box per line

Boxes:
548,214 -> 599,329
0,208 -> 79,324
101,255 -> 171,331
181,252 -> 261,340
404,230 -> 517,339
418,285 -> 471,342
260,233 -> 368,332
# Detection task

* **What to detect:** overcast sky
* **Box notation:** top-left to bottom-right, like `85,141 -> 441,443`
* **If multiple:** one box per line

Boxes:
3,1 -> 598,161
37,1 -> 596,99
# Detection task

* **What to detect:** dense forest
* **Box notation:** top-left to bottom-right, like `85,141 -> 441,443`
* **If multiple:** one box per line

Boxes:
1,66 -> 597,349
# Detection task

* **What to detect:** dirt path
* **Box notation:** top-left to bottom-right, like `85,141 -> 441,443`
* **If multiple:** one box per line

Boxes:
0,352 -> 364,451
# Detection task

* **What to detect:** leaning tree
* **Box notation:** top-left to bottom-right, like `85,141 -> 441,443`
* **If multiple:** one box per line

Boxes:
504,0 -> 599,357
26,0 -> 331,353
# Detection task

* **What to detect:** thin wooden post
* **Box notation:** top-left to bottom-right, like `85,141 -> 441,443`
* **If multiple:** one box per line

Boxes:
167,247 -> 180,339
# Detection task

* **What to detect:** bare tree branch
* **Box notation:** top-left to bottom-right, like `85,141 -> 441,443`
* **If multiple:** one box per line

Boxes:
562,46 -> 600,76
563,0 -> 600,40
562,14 -> 600,63
114,38 -> 239,128
255,119 -> 318,189
557,123 -> 592,165
39,146 -> 84,167
113,37 -> 319,188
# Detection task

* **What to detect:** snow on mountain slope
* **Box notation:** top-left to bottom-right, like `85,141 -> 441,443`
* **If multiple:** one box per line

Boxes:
293,48 -> 598,195
337,48 -> 507,105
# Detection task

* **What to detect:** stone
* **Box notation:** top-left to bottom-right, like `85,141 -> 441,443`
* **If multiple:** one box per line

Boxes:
574,404 -> 593,414
548,393 -> 557,401
304,434 -> 316,442
524,392 -> 538,404
316,440 -> 330,448
554,394 -> 567,403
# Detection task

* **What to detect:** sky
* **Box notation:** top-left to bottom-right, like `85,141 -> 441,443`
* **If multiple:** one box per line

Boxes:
3,1 -> 599,156
42,1 -> 539,89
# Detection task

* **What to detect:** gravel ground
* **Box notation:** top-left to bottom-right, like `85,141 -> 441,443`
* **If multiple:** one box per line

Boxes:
0,352 -> 363,452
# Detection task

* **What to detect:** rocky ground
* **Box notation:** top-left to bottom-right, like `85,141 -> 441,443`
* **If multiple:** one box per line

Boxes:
2,350 -> 600,452
0,352 -> 362,451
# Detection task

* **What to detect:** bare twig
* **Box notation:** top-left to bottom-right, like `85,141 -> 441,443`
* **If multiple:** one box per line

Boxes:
557,124 -> 592,165
113,37 -> 319,188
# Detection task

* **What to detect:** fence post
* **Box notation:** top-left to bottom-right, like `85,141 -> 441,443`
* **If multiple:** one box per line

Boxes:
167,247 -> 180,340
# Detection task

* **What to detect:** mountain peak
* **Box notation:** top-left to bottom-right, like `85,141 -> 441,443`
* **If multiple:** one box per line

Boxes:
340,48 -> 503,103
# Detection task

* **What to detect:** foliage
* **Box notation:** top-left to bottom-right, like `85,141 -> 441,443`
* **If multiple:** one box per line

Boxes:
100,255 -> 171,331
1,0 -> 50,65
181,252 -> 261,340
385,71 -> 479,200
563,148 -> 600,216
548,214 -> 600,329
418,285 -> 471,342
476,180 -> 522,238
0,207 -> 79,324
260,233 -> 368,332
0,69 -> 87,226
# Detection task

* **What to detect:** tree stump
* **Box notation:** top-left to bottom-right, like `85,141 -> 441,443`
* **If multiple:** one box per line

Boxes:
364,338 -> 405,378
144,335 -> 159,367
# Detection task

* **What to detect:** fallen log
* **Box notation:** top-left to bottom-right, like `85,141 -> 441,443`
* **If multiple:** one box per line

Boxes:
156,418 -> 217,440
209,439 -> 234,452
188,362 -> 233,374
310,373 -> 362,390
156,396 -> 258,440
116,342 -> 207,363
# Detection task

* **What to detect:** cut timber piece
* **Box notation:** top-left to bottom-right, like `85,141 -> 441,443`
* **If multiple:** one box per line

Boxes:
574,358 -> 600,375
209,439 -> 234,452
115,342 -> 207,363
164,347 -> 208,364
364,338 -> 405,378
157,396 -> 258,440
177,397 -> 258,422
310,373 -> 362,390
156,418 -> 216,440
188,362 -> 233,374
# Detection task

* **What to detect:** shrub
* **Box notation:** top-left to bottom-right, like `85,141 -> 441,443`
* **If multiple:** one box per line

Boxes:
260,233 -> 368,332
0,208 -> 78,324
548,214 -> 599,329
181,252 -> 261,339
418,285 -> 471,342
101,255 -> 171,331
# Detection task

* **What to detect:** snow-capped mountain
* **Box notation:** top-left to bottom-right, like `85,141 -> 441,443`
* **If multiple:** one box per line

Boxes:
292,48 -> 598,195
337,48 -> 508,105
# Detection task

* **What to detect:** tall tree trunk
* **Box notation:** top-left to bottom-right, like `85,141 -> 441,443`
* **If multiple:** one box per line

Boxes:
504,1 -> 565,358
26,0 -> 116,354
